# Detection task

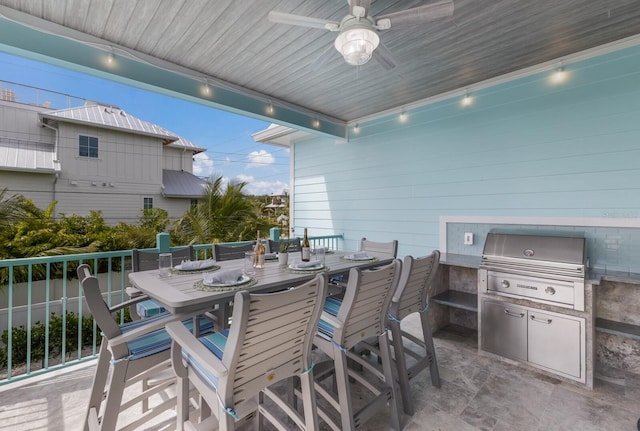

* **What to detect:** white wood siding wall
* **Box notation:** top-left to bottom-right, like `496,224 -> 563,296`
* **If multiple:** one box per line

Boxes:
0,101 -> 54,145
163,146 -> 194,173
292,45 -> 640,257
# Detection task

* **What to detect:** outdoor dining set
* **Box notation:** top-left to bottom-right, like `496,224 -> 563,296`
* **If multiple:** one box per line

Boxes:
77,238 -> 442,431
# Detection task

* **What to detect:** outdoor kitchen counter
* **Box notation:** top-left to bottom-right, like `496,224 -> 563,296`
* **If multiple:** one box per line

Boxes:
432,254 -> 640,387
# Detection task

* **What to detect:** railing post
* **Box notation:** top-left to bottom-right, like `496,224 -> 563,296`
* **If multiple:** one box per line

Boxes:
269,227 -> 281,241
156,232 -> 171,252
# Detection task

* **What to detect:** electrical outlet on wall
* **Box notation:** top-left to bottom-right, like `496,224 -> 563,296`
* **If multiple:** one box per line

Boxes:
464,232 -> 474,245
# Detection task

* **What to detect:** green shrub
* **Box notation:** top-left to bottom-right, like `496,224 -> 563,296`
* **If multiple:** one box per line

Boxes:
0,310 -> 115,369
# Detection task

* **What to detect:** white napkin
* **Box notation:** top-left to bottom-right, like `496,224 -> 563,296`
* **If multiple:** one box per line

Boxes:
264,252 -> 277,259
179,259 -> 215,270
292,260 -> 321,269
203,269 -> 243,285
349,252 -> 370,259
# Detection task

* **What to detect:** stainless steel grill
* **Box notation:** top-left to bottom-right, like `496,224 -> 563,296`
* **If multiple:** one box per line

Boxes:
478,232 -> 586,311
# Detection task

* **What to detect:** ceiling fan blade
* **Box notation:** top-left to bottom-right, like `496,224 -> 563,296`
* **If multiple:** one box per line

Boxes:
310,44 -> 337,71
268,11 -> 338,30
372,42 -> 397,70
376,0 -> 454,29
350,0 -> 372,17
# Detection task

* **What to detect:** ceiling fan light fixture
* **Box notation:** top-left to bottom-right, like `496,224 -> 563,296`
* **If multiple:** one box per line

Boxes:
334,26 -> 380,66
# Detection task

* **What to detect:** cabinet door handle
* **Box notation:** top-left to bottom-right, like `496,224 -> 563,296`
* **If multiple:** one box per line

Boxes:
530,315 -> 552,324
504,309 -> 525,318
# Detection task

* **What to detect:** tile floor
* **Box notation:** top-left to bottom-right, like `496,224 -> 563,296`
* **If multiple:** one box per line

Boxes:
1,315 -> 638,430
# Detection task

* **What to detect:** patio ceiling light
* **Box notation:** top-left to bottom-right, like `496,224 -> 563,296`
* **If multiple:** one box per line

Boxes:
334,26 -> 380,66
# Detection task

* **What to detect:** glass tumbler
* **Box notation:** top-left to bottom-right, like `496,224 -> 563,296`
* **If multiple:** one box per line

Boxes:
315,247 -> 326,266
244,251 -> 256,276
158,253 -> 172,278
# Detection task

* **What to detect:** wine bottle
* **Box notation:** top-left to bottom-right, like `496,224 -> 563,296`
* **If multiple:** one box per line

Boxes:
301,228 -> 311,262
254,230 -> 265,268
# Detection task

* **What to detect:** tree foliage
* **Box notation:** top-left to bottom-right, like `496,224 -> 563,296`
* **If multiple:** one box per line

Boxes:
172,175 -> 271,244
0,182 -> 279,283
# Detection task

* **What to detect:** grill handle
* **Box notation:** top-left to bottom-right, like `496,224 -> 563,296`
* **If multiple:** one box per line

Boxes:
504,309 -> 525,318
530,315 -> 552,324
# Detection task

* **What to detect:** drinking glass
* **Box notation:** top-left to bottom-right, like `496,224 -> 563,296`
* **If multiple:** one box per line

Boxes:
244,251 -> 256,276
158,253 -> 172,278
315,247 -> 326,266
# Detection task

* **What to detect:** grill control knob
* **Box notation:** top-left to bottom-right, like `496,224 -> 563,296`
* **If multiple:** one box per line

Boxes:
545,286 -> 556,295
501,280 -> 510,288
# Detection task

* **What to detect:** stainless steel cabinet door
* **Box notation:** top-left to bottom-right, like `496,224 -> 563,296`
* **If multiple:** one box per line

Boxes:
481,300 -> 527,361
527,310 -> 582,378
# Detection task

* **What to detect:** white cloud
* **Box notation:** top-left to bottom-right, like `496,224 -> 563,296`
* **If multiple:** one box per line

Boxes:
247,179 -> 289,196
193,152 -> 214,177
235,173 -> 255,183
234,174 -> 288,196
246,150 -> 275,168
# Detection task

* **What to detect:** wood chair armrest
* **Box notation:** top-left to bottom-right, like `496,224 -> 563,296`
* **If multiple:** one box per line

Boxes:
107,312 -> 186,346
125,286 -> 144,297
165,321 -> 228,379
107,295 -> 152,314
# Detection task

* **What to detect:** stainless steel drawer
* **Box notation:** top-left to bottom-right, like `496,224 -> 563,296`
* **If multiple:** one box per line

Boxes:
481,300 -> 527,361
527,310 -> 582,378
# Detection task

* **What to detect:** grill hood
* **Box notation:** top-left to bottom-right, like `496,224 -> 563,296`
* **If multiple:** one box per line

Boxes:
482,233 -> 586,266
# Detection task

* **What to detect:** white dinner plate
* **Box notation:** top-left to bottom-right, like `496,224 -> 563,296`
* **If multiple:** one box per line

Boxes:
175,261 -> 217,271
344,254 -> 375,261
203,274 -> 251,287
288,263 -> 324,271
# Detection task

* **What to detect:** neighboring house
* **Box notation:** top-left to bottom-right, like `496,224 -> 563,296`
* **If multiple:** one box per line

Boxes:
0,88 -> 206,224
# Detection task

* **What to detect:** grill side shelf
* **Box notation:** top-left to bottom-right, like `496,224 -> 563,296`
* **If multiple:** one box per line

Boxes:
595,318 -> 640,341
432,290 -> 478,313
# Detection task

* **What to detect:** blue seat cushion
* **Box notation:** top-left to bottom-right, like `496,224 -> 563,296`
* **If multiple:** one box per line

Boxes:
318,296 -> 343,338
136,299 -> 167,318
122,316 -> 214,361
183,330 -> 230,388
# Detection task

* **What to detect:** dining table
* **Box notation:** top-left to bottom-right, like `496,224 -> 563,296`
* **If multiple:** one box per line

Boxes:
128,250 -> 395,318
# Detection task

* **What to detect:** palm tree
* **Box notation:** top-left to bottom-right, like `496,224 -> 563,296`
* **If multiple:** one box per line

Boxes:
173,175 -> 267,245
0,188 -> 27,229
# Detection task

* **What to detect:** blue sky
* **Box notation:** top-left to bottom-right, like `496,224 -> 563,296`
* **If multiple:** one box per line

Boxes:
0,52 -> 290,196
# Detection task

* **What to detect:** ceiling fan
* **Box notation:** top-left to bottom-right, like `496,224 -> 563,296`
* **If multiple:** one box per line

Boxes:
268,0 -> 455,70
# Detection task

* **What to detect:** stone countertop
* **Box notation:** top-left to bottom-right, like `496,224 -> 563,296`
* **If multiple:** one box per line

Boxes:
587,269 -> 640,285
440,253 -> 640,286
440,253 -> 482,269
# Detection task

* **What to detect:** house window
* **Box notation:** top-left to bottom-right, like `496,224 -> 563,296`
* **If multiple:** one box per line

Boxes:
190,199 -> 198,209
79,135 -> 99,158
143,197 -> 153,209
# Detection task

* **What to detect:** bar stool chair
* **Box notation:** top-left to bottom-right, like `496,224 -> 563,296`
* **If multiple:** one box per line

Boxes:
166,274 -> 327,431
77,264 -> 213,431
313,260 -> 402,431
212,242 -> 255,261
209,242 -> 257,328
268,237 -> 301,253
360,237 -> 398,257
127,246 -> 194,319
387,251 -> 441,415
330,238 -> 398,291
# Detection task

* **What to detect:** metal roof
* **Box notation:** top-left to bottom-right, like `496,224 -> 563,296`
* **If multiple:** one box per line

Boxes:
40,102 -> 205,153
0,137 -> 58,173
162,169 -> 207,198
